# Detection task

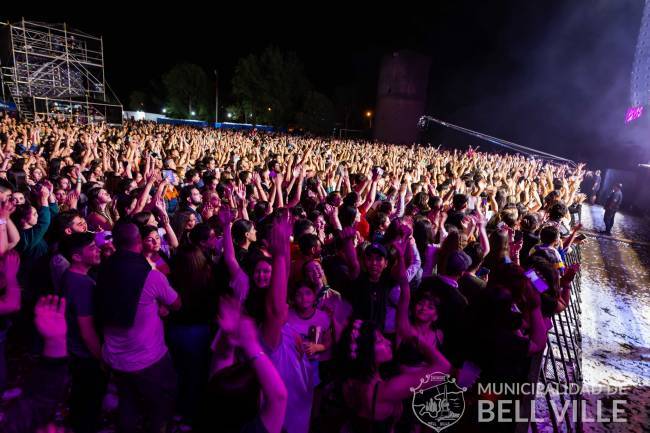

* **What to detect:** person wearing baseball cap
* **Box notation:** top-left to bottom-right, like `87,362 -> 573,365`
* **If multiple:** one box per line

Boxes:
334,240 -> 393,333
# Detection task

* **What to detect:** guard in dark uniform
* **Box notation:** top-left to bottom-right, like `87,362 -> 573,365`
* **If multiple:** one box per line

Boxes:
603,183 -> 623,235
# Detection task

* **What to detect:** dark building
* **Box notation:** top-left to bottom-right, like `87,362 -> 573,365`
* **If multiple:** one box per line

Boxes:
374,50 -> 431,144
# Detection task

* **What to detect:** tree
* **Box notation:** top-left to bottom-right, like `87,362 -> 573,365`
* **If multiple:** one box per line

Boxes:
296,91 -> 335,134
162,63 -> 210,119
128,90 -> 148,111
334,86 -> 360,130
232,46 -> 311,126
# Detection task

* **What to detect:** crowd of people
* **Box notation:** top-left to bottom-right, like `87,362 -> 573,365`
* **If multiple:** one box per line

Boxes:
0,111 -> 588,433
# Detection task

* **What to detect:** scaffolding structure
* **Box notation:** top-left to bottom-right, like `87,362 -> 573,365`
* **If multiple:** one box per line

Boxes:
0,19 -> 122,123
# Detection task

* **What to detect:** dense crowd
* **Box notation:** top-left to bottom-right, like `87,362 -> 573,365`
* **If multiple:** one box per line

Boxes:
0,111 -> 589,433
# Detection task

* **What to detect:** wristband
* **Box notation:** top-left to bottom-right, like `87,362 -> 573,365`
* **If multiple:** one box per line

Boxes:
0,218 -> 6,225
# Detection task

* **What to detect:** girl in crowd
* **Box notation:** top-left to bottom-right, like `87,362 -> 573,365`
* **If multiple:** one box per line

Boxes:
86,187 -> 115,232
167,243 -> 219,425
171,210 -> 197,246
139,225 -> 170,275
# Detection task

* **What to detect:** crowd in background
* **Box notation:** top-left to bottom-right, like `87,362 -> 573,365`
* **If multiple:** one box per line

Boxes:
0,111 -> 588,433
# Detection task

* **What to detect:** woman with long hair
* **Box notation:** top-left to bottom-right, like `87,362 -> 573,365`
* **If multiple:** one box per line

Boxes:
139,225 -> 170,275
435,228 -> 461,276
395,287 -> 444,371
86,187 -> 115,232
339,319 -> 451,433
413,216 -> 447,278
171,210 -> 197,247
167,243 -> 219,425
482,229 -> 511,272
231,219 -> 257,266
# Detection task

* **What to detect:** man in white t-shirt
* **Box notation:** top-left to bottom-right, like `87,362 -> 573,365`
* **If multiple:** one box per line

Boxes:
96,221 -> 181,433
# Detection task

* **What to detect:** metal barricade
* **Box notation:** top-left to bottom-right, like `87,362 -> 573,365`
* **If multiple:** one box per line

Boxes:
531,244 -> 584,433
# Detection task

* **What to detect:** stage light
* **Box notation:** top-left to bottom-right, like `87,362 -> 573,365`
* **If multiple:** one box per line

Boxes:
162,108 -> 167,114
366,111 -> 372,118
227,113 -> 232,118
625,106 -> 644,123
191,111 -> 196,116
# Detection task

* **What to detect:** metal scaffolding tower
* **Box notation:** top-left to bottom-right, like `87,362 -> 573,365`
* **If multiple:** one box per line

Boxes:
0,19 -> 122,123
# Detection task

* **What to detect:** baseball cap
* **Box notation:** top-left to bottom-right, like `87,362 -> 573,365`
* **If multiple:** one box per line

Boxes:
364,243 -> 388,259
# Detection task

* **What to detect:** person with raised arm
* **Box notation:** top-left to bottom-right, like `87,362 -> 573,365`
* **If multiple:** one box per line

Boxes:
2,296 -> 69,433
258,209 -> 317,433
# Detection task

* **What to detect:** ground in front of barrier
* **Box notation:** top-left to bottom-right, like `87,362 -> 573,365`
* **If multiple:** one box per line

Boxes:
578,205 -> 650,433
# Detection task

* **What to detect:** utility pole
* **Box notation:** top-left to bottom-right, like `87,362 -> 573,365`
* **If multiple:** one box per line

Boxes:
214,69 -> 219,124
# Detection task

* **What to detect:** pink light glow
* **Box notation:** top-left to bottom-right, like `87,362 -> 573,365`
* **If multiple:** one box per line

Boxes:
625,106 -> 644,123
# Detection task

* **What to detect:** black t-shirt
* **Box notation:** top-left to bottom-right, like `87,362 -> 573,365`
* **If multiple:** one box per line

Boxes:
168,261 -> 219,326
342,272 -> 393,333
321,254 -> 351,295
519,231 -> 540,267
234,245 -> 249,269
465,286 -> 531,384
605,190 -> 623,211
62,270 -> 96,358
445,210 -> 466,230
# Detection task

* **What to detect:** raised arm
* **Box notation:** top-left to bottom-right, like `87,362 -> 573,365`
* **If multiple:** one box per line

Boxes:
20,188 -> 53,250
157,201 -> 179,250
261,211 -> 291,350
286,166 -> 305,208
132,171 -> 156,215
395,236 -> 415,341
359,173 -> 379,214
240,317 -> 288,433
217,294 -> 287,433
218,206 -> 242,277
340,226 -> 360,280
274,173 -> 285,209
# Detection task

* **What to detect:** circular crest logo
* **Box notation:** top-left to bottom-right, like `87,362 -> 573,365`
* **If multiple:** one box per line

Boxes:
410,372 -> 466,432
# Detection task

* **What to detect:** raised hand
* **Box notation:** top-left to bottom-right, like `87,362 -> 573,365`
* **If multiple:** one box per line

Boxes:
0,198 -> 16,219
202,202 -> 215,220
234,182 -> 246,203
252,171 -> 262,185
269,209 -> 292,257
218,205 -> 234,228
217,296 -> 242,338
65,190 -> 80,209
324,204 -> 337,218
34,295 -> 67,340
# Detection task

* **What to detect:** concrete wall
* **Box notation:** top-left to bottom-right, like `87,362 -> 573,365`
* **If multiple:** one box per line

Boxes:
374,50 -> 431,144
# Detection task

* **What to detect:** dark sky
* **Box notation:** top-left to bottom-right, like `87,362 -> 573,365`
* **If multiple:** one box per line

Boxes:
3,1 -> 648,167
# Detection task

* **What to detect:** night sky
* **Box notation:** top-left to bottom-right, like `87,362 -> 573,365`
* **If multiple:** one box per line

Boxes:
3,1 -> 648,168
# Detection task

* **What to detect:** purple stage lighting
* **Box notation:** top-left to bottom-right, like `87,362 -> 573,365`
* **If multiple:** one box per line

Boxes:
625,106 -> 644,123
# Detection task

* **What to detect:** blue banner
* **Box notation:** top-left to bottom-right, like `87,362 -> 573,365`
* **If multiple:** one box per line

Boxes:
0,99 -> 17,111
157,117 -> 209,127
214,122 -> 274,132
